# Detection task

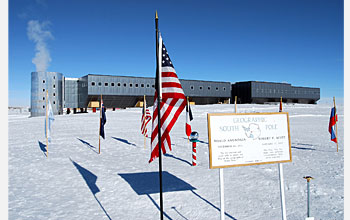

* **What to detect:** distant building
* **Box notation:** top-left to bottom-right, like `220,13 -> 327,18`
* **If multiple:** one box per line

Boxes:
30,72 -> 320,117
30,72 -> 231,117
231,81 -> 320,104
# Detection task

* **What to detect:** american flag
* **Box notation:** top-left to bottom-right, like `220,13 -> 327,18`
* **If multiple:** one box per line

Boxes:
141,97 -> 152,137
149,34 -> 186,163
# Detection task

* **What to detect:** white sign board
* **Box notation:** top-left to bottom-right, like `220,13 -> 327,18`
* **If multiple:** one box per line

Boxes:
207,112 -> 291,169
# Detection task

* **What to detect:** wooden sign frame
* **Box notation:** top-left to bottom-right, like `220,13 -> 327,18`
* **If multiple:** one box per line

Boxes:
207,112 -> 292,169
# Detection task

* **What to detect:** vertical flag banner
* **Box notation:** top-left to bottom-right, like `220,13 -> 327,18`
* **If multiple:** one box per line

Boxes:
141,96 -> 152,137
185,99 -> 193,137
149,34 -> 187,163
100,99 -> 107,139
45,96 -> 54,143
328,107 -> 338,143
279,97 -> 283,112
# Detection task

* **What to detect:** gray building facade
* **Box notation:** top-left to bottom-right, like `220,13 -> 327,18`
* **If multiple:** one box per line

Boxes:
30,72 -> 321,117
31,73 -> 231,116
31,72 -> 64,117
232,81 -> 320,104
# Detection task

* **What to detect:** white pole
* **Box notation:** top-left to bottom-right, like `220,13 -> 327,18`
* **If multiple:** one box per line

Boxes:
219,168 -> 225,220
278,163 -> 287,220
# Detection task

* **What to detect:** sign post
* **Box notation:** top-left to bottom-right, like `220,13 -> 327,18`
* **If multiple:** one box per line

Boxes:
207,112 -> 292,219
278,163 -> 287,220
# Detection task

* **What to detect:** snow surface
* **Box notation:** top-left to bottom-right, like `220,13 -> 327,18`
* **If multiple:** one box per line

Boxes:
8,103 -> 344,220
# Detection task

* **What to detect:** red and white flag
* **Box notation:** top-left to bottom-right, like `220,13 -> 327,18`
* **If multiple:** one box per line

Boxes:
185,101 -> 193,137
149,34 -> 187,163
141,97 -> 151,137
279,97 -> 283,112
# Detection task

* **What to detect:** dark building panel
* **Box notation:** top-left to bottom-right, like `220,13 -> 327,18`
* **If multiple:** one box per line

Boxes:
82,74 -> 231,108
232,81 -> 320,104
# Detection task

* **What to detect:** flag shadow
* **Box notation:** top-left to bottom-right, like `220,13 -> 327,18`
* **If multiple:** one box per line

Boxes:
111,137 -> 136,147
119,171 -> 196,220
164,153 -> 192,166
191,190 -> 237,220
291,146 -> 315,151
38,141 -> 47,157
119,171 -> 196,195
77,138 -> 98,154
70,159 -> 112,220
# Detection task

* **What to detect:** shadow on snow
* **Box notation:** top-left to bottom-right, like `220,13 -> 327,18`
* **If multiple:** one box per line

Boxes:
164,153 -> 192,166
119,171 -> 236,220
77,138 -> 98,154
111,137 -> 136,146
70,158 -> 112,220
38,141 -> 47,157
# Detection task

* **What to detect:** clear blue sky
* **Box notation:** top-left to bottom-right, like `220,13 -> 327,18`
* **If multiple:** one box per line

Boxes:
8,0 -> 344,107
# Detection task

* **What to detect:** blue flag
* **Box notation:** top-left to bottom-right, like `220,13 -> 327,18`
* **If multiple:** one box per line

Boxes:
100,100 -> 106,139
45,98 -> 55,143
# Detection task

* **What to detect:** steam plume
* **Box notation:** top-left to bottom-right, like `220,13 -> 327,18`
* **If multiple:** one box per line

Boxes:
27,20 -> 53,72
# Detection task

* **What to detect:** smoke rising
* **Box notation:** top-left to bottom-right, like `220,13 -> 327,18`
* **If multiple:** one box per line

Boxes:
27,20 -> 53,72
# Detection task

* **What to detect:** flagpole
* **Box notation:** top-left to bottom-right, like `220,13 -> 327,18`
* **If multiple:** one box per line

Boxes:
46,90 -> 48,157
187,96 -> 190,142
144,95 -> 146,149
99,94 -> 102,154
155,10 -> 164,220
333,96 -> 338,152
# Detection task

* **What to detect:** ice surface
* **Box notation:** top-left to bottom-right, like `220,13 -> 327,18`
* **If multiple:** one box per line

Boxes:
8,103 -> 344,219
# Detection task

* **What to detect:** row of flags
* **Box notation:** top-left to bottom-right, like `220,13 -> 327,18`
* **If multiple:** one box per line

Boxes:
44,28 -> 339,159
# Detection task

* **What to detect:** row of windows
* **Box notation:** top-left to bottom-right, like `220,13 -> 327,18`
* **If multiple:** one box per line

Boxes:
91,81 -> 155,88
256,89 -> 319,94
91,81 -> 227,91
190,85 -> 226,91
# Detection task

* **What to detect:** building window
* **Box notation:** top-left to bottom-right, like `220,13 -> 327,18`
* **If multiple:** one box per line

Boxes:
105,82 -> 108,86
216,87 -> 219,91
53,84 -> 55,89
53,101 -> 55,105
199,86 -> 203,90
124,83 -> 127,87
53,93 -> 55,96
118,83 -> 121,86
130,83 -> 133,87
43,80 -> 45,83
141,84 -> 144,88
98,82 -> 102,86
208,86 -> 211,90
190,86 -> 194,90
53,76 -> 55,79
43,105 -> 45,109
147,84 -> 150,88
111,83 -> 115,86
91,82 -> 96,86
135,84 -> 138,88
223,87 -> 226,91
152,85 -> 155,88
43,89 -> 45,92
43,97 -> 45,100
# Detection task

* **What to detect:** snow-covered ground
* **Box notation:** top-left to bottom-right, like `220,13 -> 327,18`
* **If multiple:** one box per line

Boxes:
8,103 -> 344,220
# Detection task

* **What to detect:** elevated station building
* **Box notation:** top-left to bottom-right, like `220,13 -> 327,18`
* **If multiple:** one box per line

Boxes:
31,72 -> 231,117
231,81 -> 320,104
30,72 -> 320,117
